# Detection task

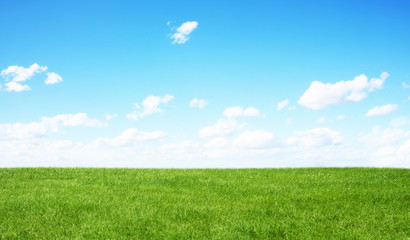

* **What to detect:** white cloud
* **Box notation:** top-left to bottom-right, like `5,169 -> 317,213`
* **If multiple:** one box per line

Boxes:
1,124 -> 409,168
359,126 -> 407,147
277,99 -> 289,110
374,146 -> 396,158
204,137 -> 230,148
337,115 -> 346,120
162,140 -> 200,154
169,21 -> 198,44
127,94 -> 174,120
402,82 -> 410,88
233,130 -> 274,149
358,126 -> 410,167
41,113 -> 106,128
4,81 -> 31,92
223,106 -> 262,118
286,128 -> 344,147
190,98 -> 207,108
199,119 -> 245,138
126,113 -> 138,120
1,63 -> 63,91
298,72 -> 389,110
1,63 -> 48,92
105,114 -> 118,121
1,63 -> 47,82
389,117 -> 410,128
398,139 -> 410,155
0,122 -> 49,140
44,72 -> 63,85
317,117 -> 326,124
0,113 -> 105,141
365,104 -> 398,117
140,94 -> 174,116
93,128 -> 167,147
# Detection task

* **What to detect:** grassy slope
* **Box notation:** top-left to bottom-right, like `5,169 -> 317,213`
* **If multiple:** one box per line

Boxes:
0,168 -> 409,239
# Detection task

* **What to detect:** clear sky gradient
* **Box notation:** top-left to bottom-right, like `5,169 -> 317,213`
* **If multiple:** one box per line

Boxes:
1,0 -> 409,167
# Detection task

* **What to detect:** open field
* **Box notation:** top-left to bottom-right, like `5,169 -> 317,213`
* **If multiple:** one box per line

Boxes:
0,168 -> 409,239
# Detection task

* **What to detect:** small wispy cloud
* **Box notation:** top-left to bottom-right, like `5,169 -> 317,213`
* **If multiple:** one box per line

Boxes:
169,21 -> 198,44
317,117 -> 326,124
223,106 -> 262,118
402,82 -> 410,88
126,95 -> 174,120
105,114 -> 118,121
190,98 -> 207,108
277,99 -> 289,110
366,104 -> 398,117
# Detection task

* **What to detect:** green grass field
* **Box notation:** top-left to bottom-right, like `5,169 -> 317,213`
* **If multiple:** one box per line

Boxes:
0,168 -> 409,239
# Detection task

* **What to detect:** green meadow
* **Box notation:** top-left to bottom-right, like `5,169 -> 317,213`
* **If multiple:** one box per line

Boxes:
0,168 -> 409,239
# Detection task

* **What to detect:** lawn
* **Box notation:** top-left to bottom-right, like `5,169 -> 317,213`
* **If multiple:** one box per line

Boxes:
0,168 -> 409,239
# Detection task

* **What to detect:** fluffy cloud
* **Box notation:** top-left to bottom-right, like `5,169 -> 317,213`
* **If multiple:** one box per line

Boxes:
1,63 -> 47,92
374,146 -> 396,158
199,119 -> 245,138
358,126 -> 410,166
277,99 -> 289,110
1,63 -> 63,91
4,81 -> 31,92
233,130 -> 274,149
105,114 -> 118,120
0,122 -> 49,140
317,117 -> 326,124
204,137 -> 230,148
365,104 -> 398,117
141,95 -> 173,116
43,113 -> 106,128
44,72 -> 63,85
359,126 -> 407,147
1,63 -> 47,82
337,115 -> 346,120
0,113 -> 105,140
93,128 -> 167,147
402,82 -> 410,88
1,124 -> 409,168
162,140 -> 200,154
127,95 -> 174,120
170,21 -> 198,44
389,117 -> 410,128
190,98 -> 207,108
398,139 -> 410,155
125,113 -> 138,120
298,72 -> 389,110
223,106 -> 262,118
286,128 -> 343,147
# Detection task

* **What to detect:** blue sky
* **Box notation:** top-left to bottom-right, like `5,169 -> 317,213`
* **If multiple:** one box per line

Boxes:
1,0 -> 409,167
